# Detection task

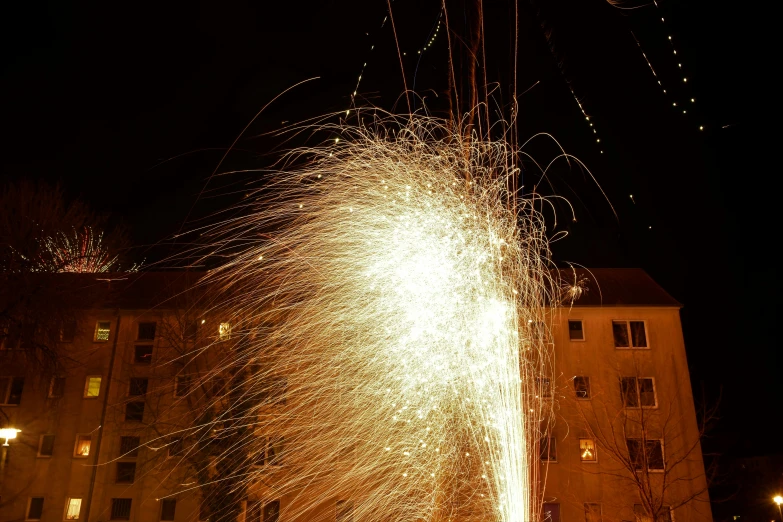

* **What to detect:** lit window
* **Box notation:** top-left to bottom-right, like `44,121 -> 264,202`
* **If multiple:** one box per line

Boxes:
137,322 -> 156,340
612,320 -> 647,348
584,503 -> 602,522
574,376 -> 590,399
95,321 -> 111,342
568,320 -> 584,341
218,322 -> 231,341
579,439 -> 597,462
49,377 -> 66,398
540,436 -> 557,462
27,497 -> 44,520
74,434 -> 91,457
38,434 -> 55,457
111,498 -> 132,520
84,376 -> 101,398
134,345 -> 153,364
65,498 -> 82,520
621,377 -> 657,408
0,376 -> 24,405
627,439 -> 664,471
335,500 -> 353,522
116,462 -> 137,484
174,375 -> 192,397
160,499 -> 176,521
263,500 -> 280,522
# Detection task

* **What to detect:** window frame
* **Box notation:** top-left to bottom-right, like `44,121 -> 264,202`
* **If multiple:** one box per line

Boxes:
627,438 -> 665,472
64,498 -> 83,521
94,320 -> 112,342
133,344 -> 154,365
612,320 -> 649,349
110,498 -> 132,521
128,377 -> 148,397
574,376 -> 591,400
0,376 -> 25,405
119,436 -> 140,458
579,438 -> 597,463
115,461 -> 137,484
218,322 -> 231,341
174,375 -> 192,398
584,503 -> 602,522
83,376 -> 102,398
535,377 -> 553,400
74,434 -> 92,458
621,377 -> 658,409
540,436 -> 557,462
59,321 -> 77,343
633,504 -> 673,522
159,498 -> 177,522
541,502 -> 561,522
26,497 -> 45,521
49,376 -> 66,398
136,322 -> 157,341
124,401 -> 145,422
262,500 -> 281,522
38,434 -> 56,458
568,319 -> 585,341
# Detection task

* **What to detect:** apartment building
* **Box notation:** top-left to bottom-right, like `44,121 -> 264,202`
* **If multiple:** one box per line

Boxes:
0,269 -> 712,522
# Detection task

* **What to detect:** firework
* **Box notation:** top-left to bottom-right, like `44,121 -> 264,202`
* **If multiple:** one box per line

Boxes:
39,226 -> 120,273
195,115 -> 556,521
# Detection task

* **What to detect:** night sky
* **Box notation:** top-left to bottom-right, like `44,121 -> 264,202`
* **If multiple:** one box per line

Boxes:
1,0 -> 778,472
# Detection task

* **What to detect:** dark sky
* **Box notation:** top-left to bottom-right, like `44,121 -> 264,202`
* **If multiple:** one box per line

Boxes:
1,0 -> 779,463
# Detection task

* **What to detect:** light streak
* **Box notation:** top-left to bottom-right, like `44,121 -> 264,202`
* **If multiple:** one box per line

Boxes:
198,115 -> 556,521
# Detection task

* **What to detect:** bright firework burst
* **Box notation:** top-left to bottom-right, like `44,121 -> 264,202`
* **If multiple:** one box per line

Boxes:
40,226 -> 122,273
196,115 -> 557,521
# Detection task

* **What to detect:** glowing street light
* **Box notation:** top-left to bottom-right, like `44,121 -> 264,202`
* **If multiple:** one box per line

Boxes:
0,428 -> 20,446
774,495 -> 783,521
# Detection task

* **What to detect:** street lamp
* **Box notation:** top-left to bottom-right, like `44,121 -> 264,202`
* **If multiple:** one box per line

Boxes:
0,428 -> 20,446
774,495 -> 783,522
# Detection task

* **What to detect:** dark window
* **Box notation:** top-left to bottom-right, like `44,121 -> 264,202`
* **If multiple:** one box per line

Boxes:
111,498 -> 132,520
49,377 -> 66,398
262,501 -> 280,522
621,377 -> 639,407
540,437 -> 557,461
627,439 -> 664,471
612,321 -> 629,347
168,438 -> 183,457
541,503 -> 560,522
584,503 -> 602,522
125,401 -> 145,422
38,434 -> 55,457
185,320 -> 198,341
639,378 -> 656,407
129,378 -> 148,396
335,500 -> 353,522
27,497 -> 44,520
633,505 -> 671,522
613,320 -> 647,348
175,376 -> 192,397
246,501 -> 262,522
568,320 -> 584,341
120,436 -> 140,457
116,462 -> 137,484
160,499 -> 176,521
621,377 -> 656,408
137,322 -> 157,340
630,321 -> 648,347
0,377 -> 24,405
60,321 -> 77,342
535,377 -> 552,399
267,437 -> 284,466
574,376 -> 590,399
134,345 -> 153,364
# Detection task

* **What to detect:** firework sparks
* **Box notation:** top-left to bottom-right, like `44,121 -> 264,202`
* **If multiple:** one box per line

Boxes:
197,115 -> 555,521
40,226 -> 121,273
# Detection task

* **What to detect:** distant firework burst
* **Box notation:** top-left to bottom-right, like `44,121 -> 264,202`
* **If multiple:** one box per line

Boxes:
40,226 -> 120,273
200,116 -> 556,521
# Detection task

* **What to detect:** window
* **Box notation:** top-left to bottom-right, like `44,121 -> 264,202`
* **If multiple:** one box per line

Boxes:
627,439 -> 664,471
74,435 -> 92,457
260,376 -> 287,405
335,500 -> 353,522
174,375 -> 192,397
584,503 -> 602,522
253,436 -> 284,467
0,377 -> 24,405
65,498 -> 82,520
633,505 -> 673,522
535,377 -> 552,399
263,500 -> 280,522
111,498 -> 132,520
612,320 -> 647,348
160,499 -> 176,521
185,319 -> 199,341
137,322 -> 156,340
84,376 -> 101,398
247,501 -> 262,522
27,497 -> 45,520
218,322 -> 231,341
60,321 -> 77,343
125,401 -> 145,422
540,437 -> 557,462
120,436 -> 140,457
168,438 -> 183,457
541,503 -> 561,522
574,376 -> 590,399
116,462 -> 137,484
49,377 -> 66,398
95,321 -> 111,342
129,378 -> 148,396
568,320 -> 584,341
579,439 -> 597,462
38,434 -> 55,457
621,377 -> 657,408
134,345 -> 153,364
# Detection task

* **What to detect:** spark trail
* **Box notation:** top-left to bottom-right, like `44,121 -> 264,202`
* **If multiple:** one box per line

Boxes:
200,115 -> 555,521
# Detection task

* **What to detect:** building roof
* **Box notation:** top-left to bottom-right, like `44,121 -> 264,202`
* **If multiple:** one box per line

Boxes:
562,268 -> 681,308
